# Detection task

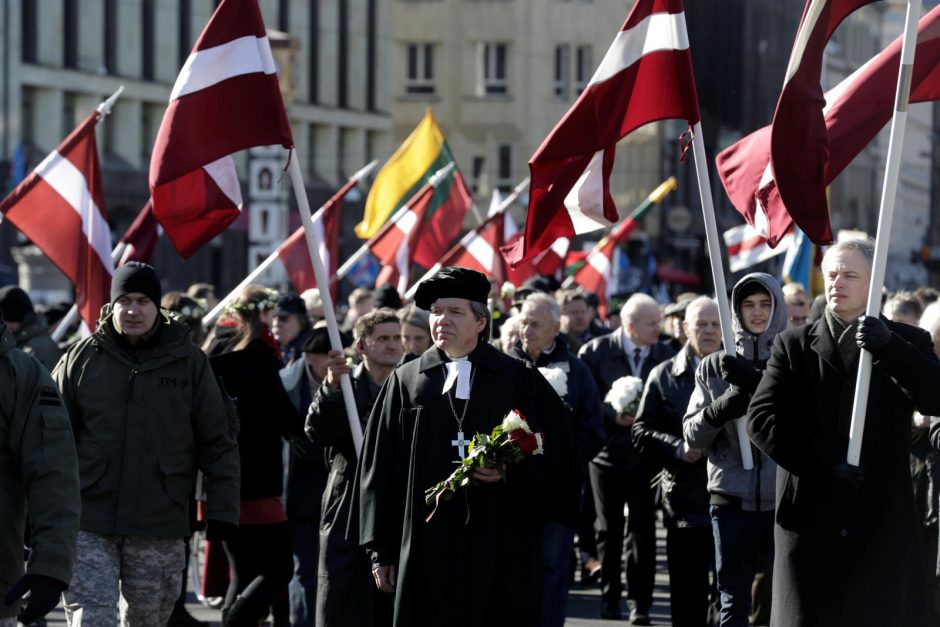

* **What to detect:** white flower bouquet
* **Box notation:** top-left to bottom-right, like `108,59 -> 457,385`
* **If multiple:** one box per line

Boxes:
604,375 -> 645,416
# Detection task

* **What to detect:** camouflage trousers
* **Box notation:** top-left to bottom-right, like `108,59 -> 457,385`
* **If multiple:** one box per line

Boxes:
62,530 -> 184,627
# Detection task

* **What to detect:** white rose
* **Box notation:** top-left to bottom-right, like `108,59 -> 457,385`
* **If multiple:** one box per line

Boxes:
501,409 -> 532,433
538,367 -> 569,399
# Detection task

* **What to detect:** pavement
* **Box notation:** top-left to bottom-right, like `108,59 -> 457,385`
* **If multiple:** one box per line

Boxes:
42,524 -> 676,626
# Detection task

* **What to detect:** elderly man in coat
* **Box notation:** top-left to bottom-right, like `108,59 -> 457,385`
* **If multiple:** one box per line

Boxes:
748,239 -> 940,627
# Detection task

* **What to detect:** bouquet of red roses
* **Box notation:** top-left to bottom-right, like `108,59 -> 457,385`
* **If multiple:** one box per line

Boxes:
424,409 -> 544,522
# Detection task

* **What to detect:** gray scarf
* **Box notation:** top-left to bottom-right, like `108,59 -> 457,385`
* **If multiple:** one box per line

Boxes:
824,306 -> 860,368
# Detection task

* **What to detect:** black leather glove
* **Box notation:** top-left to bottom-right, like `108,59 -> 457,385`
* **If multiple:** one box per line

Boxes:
3,574 -> 68,625
703,388 -> 751,427
856,315 -> 892,354
719,354 -> 763,392
828,461 -> 864,493
205,519 -> 238,542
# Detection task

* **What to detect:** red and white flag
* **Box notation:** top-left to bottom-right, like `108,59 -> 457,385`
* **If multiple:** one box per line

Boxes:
718,4 -> 940,246
568,218 -> 641,317
276,197 -> 342,299
369,186 -> 435,295
149,0 -> 293,258
411,172 -> 474,270
723,223 -> 794,273
436,213 -> 510,283
117,200 -> 161,266
503,0 -> 700,265
0,113 -> 113,330
760,0 -> 880,246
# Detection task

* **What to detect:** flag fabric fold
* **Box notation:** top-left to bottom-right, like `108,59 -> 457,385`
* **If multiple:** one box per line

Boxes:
117,200 -> 161,266
718,4 -> 940,247
277,195 -> 342,299
755,0 -> 880,246
723,223 -> 794,273
436,213 -> 510,283
567,218 -> 641,317
504,0 -> 700,265
149,0 -> 293,259
0,113 -> 114,330
369,185 -> 436,294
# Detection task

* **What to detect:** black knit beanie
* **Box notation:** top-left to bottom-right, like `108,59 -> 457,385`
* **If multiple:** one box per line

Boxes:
111,262 -> 162,306
0,286 -> 34,323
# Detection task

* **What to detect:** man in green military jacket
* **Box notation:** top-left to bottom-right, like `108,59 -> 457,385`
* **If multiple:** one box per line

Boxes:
53,262 -> 240,627
0,307 -> 80,626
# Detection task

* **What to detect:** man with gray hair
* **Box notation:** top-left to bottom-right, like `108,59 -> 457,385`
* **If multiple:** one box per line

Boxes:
511,292 -> 604,627
633,296 -> 721,626
749,239 -> 940,626
579,293 -> 675,623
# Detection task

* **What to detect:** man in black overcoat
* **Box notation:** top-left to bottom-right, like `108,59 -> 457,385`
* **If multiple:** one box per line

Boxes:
355,267 -> 576,627
748,239 -> 940,627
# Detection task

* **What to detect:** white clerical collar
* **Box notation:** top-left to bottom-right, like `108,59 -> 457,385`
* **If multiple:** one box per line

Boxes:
442,353 -> 472,399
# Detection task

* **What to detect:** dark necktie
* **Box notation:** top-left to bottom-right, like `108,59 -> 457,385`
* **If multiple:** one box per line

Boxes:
633,347 -> 642,369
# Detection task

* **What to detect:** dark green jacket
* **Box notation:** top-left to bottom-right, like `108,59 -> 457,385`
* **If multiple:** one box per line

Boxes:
0,322 -> 80,618
13,312 -> 61,372
53,307 -> 240,538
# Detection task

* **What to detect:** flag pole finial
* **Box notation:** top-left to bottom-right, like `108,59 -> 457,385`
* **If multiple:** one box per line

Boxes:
96,86 -> 125,118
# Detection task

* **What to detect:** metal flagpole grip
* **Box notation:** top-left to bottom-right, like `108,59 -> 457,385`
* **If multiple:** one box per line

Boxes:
690,121 -> 754,470
847,0 -> 920,467
288,156 -> 364,456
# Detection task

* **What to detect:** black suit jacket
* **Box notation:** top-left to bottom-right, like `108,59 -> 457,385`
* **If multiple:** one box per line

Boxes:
579,331 -> 676,468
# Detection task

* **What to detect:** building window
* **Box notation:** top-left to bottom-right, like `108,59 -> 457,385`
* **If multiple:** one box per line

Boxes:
104,0 -> 118,74
405,44 -> 435,95
178,0 -> 191,70
62,92 -> 76,136
278,0 -> 290,32
478,43 -> 508,96
576,45 -> 593,94
471,155 -> 485,195
554,44 -> 570,99
496,144 -> 512,191
21,2 -> 37,63
308,0 -> 319,104
142,0 -> 155,80
338,0 -> 348,108
141,105 -> 154,166
64,0 -> 79,69
21,88 -> 35,145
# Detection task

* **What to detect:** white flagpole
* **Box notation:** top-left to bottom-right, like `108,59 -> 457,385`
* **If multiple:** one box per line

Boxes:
691,120 -> 754,470
334,162 -> 457,282
404,177 -> 530,301
201,160 -> 379,327
50,86 -> 125,344
847,0 -> 921,466
287,155 -> 367,458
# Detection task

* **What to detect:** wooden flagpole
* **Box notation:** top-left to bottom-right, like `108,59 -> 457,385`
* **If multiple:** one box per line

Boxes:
847,0 -> 922,466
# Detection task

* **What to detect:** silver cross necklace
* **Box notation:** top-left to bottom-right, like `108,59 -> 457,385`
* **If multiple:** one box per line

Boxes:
446,365 -> 475,459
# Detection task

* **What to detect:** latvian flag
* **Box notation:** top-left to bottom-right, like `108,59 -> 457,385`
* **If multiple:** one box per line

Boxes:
433,212 -> 510,283
117,200 -> 161,266
0,113 -> 113,330
149,0 -> 293,258
717,3 -> 940,247
568,218 -> 641,317
723,223 -> 794,273
503,0 -> 700,265
276,196 -> 342,299
369,184 -> 436,295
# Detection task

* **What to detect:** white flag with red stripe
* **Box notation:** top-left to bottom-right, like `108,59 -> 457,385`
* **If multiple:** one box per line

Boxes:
0,113 -> 113,330
150,0 -> 293,258
723,223 -> 794,273
437,213 -> 509,283
503,0 -> 700,265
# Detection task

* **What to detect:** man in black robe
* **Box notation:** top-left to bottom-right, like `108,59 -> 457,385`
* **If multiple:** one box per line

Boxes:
355,267 -> 576,627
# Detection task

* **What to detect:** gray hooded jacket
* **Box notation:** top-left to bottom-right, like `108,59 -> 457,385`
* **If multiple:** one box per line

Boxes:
682,272 -> 785,511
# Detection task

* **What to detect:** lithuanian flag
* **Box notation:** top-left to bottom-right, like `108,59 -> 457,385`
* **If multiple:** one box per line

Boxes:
356,109 -> 472,269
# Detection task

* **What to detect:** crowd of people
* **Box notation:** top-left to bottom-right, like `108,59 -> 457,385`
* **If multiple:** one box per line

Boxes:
3,237 -> 940,627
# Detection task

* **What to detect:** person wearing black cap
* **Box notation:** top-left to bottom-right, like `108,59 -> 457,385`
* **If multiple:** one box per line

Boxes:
355,266 -> 577,627
52,262 -> 240,627
280,327 -> 331,627
0,306 -> 81,627
0,285 -> 62,371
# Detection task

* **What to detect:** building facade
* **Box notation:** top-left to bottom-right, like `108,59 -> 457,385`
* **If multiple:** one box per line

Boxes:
0,0 -> 392,300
